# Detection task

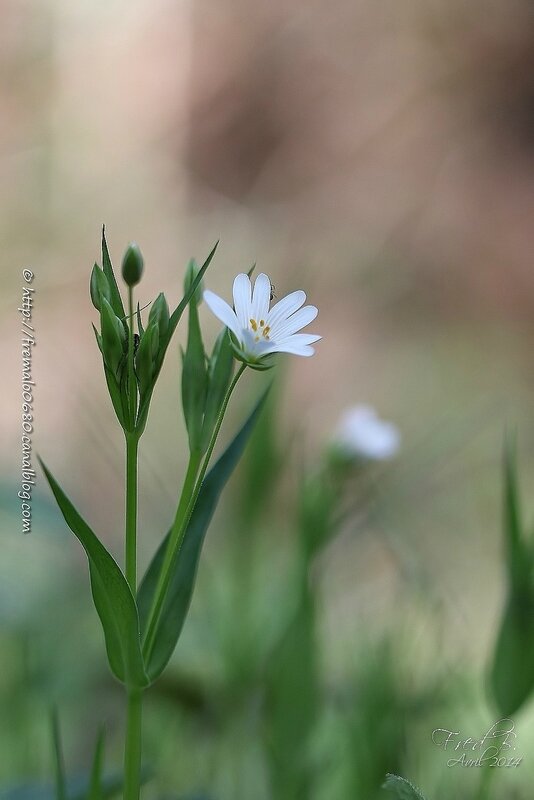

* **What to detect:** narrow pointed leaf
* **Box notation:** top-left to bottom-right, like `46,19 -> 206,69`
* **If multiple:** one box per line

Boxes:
136,243 -> 218,433
102,227 -> 126,320
138,387 -> 269,681
39,459 -> 148,689
503,438 -> 530,587
164,242 -> 218,354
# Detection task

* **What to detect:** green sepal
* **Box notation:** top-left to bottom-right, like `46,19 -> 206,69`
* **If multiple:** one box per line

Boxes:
148,292 -> 169,342
138,386 -> 270,682
231,338 -> 275,371
90,264 -> 111,312
100,298 -> 126,376
200,329 -> 234,451
135,322 -> 159,400
101,227 -> 126,321
182,293 -> 208,453
39,459 -> 149,690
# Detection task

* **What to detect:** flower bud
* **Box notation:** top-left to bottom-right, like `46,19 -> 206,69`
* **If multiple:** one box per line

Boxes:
90,264 -> 111,311
121,243 -> 144,287
135,323 -> 159,398
100,297 -> 126,376
148,292 -> 170,341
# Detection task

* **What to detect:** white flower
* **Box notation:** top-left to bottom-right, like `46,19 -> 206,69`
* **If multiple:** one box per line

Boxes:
203,272 -> 321,364
333,405 -> 400,461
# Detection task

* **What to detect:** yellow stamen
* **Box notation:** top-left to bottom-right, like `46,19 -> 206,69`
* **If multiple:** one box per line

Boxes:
250,319 -> 258,332
260,320 -> 265,327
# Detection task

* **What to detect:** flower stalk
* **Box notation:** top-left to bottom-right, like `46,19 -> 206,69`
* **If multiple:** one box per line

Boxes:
124,689 -> 143,800
142,363 -> 247,664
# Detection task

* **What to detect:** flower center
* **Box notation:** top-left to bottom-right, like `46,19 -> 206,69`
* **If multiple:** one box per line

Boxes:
249,318 -> 270,342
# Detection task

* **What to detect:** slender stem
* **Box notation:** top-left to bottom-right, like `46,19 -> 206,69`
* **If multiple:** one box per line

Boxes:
125,286 -> 139,592
142,363 -> 247,663
124,689 -> 143,800
127,286 -> 137,428
125,432 -> 139,591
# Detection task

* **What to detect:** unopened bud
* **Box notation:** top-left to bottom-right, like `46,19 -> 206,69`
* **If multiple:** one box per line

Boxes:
122,243 -> 144,287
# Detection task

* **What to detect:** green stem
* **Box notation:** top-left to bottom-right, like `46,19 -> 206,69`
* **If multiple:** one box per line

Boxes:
125,287 -> 140,592
127,286 -> 137,429
124,689 -> 143,800
142,363 -> 247,663
125,432 -> 139,591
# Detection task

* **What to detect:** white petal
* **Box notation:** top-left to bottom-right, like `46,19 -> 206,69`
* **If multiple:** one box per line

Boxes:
267,290 -> 306,329
272,341 -> 316,357
251,273 -> 271,323
203,290 -> 242,341
262,335 -> 318,357
270,305 -> 318,339
275,333 -> 322,347
232,273 -> 251,329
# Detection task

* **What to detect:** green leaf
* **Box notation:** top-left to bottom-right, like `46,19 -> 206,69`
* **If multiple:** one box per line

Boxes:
138,387 -> 269,681
490,589 -> 534,716
135,243 -> 218,434
164,242 -> 218,356
88,728 -> 105,800
181,294 -> 207,453
51,709 -> 66,800
503,437 -> 530,587
489,439 -> 534,716
200,330 -> 234,453
101,227 -> 125,321
383,774 -> 427,800
38,459 -> 148,690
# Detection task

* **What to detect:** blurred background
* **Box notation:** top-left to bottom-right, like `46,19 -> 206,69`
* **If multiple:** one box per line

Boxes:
2,0 -> 534,797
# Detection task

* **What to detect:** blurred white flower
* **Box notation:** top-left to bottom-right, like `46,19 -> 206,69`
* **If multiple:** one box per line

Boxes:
204,272 -> 321,365
333,405 -> 400,461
